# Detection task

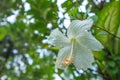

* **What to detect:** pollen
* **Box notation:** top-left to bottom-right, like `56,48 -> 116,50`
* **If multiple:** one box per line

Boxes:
61,55 -> 74,68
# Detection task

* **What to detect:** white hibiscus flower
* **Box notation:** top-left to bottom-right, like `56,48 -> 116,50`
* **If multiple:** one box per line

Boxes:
47,19 -> 103,70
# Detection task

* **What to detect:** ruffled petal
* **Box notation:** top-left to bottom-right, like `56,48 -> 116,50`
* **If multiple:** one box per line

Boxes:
67,19 -> 93,38
73,42 -> 94,70
47,28 -> 70,48
76,31 -> 104,51
55,46 -> 71,69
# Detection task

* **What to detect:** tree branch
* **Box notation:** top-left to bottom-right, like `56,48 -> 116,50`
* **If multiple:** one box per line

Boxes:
93,25 -> 120,39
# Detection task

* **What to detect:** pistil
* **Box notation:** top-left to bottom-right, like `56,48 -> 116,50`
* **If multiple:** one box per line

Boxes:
61,38 -> 76,68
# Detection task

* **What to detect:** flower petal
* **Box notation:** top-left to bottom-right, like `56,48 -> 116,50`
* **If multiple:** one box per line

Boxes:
76,31 -> 104,51
55,46 -> 71,69
67,19 -> 93,38
47,28 -> 70,48
73,42 -> 94,70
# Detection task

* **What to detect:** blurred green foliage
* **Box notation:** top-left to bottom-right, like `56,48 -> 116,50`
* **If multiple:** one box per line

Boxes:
0,0 -> 120,80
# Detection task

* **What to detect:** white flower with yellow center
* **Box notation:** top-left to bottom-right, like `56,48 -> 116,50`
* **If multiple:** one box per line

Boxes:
47,19 -> 103,70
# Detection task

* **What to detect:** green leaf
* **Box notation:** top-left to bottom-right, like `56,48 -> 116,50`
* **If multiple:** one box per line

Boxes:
108,61 -> 115,67
97,1 -> 120,35
0,27 -> 7,40
93,51 -> 105,60
90,15 -> 98,24
114,26 -> 120,54
62,0 -> 73,9
96,1 -> 120,54
68,7 -> 78,17
96,31 -> 109,36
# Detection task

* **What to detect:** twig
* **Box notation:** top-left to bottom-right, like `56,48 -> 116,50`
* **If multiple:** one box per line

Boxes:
93,25 -> 120,39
